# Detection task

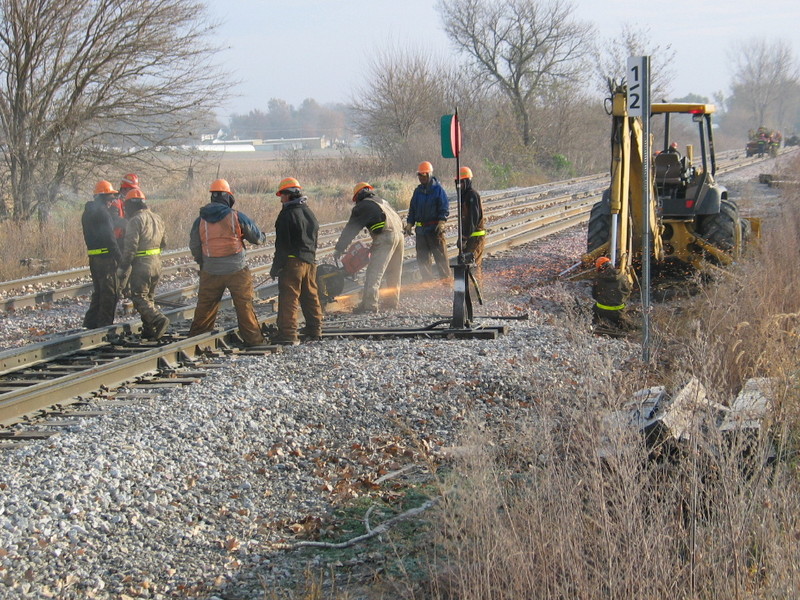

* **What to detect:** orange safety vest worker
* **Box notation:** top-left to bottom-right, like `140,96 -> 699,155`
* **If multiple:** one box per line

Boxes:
199,212 -> 244,258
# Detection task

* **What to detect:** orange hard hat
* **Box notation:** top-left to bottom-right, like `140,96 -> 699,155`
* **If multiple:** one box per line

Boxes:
276,177 -> 301,196
670,142 -> 678,149
352,182 -> 374,202
94,180 -> 118,195
595,256 -> 612,270
458,166 -> 473,180
124,188 -> 145,201
417,161 -> 433,174
119,173 -> 139,190
210,178 -> 231,193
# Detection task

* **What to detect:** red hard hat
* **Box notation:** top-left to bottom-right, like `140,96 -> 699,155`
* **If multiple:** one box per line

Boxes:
119,173 -> 139,190
670,142 -> 678,149
595,256 -> 612,270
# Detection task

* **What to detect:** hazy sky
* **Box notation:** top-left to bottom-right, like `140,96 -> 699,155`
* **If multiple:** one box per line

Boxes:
205,0 -> 800,119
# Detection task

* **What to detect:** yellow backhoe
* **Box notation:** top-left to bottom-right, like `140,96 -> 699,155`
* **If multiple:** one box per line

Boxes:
584,83 -> 760,280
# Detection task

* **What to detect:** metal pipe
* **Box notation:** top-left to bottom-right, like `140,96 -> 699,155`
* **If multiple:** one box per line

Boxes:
609,213 -> 619,267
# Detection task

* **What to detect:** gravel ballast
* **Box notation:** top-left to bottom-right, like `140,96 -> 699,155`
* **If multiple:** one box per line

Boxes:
0,157 -> 789,598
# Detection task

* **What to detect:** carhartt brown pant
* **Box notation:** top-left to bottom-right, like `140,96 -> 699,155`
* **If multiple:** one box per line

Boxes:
189,267 -> 264,345
277,258 -> 323,341
464,235 -> 486,280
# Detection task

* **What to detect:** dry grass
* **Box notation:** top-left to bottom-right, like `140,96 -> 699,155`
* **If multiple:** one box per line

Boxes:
423,162 -> 800,599
0,152 -> 418,280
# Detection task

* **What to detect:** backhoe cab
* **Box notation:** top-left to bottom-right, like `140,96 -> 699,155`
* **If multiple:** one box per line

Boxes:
585,84 -> 757,279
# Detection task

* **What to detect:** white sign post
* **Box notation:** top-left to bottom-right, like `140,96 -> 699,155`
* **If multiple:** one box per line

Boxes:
627,56 -> 652,363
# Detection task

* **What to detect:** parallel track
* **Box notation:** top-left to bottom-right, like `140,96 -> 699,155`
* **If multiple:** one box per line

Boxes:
0,148 -> 762,310
0,150 -> 784,428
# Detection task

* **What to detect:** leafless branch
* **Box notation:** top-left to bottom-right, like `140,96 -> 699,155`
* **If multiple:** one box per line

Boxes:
291,498 -> 438,550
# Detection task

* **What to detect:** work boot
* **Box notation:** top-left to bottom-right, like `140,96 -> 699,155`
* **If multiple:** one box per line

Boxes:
153,317 -> 171,340
272,337 -> 300,346
352,304 -> 378,315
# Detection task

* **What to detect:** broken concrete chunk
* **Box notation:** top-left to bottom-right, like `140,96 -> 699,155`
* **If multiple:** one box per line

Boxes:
720,377 -> 775,432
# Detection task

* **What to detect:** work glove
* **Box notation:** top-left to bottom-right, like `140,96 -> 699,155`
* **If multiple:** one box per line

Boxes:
269,266 -> 280,280
435,221 -> 447,235
402,222 -> 414,236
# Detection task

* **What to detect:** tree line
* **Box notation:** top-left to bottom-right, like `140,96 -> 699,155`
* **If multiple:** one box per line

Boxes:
0,0 -> 796,221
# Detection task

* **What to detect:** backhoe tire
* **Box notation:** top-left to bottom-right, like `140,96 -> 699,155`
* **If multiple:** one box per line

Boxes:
697,199 -> 739,253
587,190 -> 612,253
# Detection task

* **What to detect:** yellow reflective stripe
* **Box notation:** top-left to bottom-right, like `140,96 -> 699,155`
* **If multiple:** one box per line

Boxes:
369,221 -> 386,231
135,248 -> 162,256
288,254 -> 296,258
470,230 -> 486,237
415,221 -> 423,227
596,302 -> 625,311
87,248 -> 109,255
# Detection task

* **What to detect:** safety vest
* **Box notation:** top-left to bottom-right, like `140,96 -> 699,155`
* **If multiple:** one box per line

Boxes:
200,212 -> 243,258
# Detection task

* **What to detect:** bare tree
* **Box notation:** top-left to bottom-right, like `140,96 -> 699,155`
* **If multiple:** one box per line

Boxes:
0,0 -> 225,221
436,0 -> 593,147
351,45 -> 449,166
728,37 -> 799,130
593,23 -> 676,102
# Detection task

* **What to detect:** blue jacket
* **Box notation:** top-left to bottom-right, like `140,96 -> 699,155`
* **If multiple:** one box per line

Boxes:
407,177 -> 449,233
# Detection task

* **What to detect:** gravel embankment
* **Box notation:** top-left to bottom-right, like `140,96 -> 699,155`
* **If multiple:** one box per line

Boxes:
0,156 -> 789,599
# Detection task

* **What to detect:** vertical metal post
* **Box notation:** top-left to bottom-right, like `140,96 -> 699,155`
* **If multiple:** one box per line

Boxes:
640,57 -> 652,363
627,55 -> 652,363
454,108 -> 463,257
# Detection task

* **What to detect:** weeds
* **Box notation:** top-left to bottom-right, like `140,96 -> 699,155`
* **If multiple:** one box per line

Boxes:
0,154 -> 420,280
423,160 -> 800,599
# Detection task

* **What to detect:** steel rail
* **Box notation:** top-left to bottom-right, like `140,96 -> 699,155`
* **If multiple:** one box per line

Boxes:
0,195 -> 598,424
0,172 -> 608,298
0,331 -> 232,427
0,148 -> 778,428
0,150 -> 765,307
0,184 -> 600,311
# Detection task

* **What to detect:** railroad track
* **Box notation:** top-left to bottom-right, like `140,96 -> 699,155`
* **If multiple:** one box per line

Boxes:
0,149 -> 761,309
0,149 -> 785,431
0,170 -> 611,308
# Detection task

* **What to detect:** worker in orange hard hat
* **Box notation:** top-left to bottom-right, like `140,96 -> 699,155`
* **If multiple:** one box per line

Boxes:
81,181 -> 123,328
591,256 -> 633,334
108,173 -> 139,242
405,161 -> 450,281
270,177 -> 323,344
116,188 -> 170,340
333,182 -> 405,313
188,178 -> 268,346
456,166 -> 486,279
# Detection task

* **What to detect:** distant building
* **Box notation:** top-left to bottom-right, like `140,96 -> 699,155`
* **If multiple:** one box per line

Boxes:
197,134 -> 330,152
